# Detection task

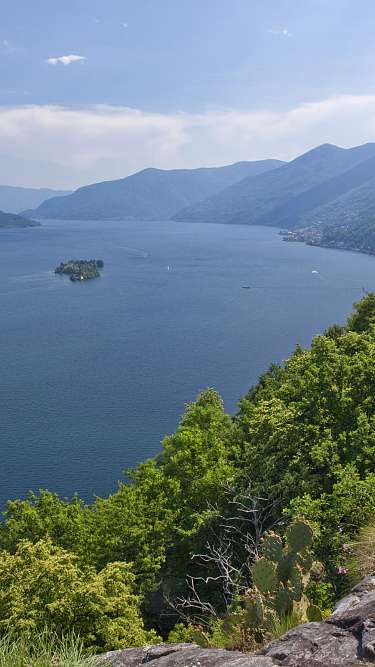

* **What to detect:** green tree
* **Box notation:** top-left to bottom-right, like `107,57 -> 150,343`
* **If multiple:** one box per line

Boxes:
0,538 -> 159,650
347,292 -> 375,332
159,389 -> 236,537
0,491 -> 93,563
92,463 -> 180,591
236,327 -> 375,505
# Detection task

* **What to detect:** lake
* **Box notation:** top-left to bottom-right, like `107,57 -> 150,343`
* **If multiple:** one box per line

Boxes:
0,220 -> 373,509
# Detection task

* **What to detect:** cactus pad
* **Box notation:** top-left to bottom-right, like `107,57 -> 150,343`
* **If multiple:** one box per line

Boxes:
252,557 -> 278,593
262,532 -> 283,562
277,553 -> 295,583
289,565 -> 303,601
244,521 -> 320,633
245,593 -> 264,625
297,552 -> 313,573
286,520 -> 313,553
275,587 -> 293,617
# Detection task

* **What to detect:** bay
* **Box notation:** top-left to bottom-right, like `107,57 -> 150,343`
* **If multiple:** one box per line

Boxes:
0,219 -> 373,508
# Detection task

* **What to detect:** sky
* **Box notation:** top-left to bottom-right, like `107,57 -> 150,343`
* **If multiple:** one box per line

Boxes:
1,0 -> 375,188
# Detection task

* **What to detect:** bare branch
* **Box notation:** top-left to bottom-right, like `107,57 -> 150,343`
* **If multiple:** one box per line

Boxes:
167,490 -> 282,624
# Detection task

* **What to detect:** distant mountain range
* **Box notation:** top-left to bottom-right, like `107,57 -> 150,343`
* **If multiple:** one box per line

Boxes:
171,142 -> 375,255
6,142 -> 375,255
0,186 -> 71,214
0,210 -> 39,229
173,143 -> 375,226
29,160 -> 284,221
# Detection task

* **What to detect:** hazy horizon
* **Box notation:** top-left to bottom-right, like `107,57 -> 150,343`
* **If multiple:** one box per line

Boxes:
2,0 -> 375,188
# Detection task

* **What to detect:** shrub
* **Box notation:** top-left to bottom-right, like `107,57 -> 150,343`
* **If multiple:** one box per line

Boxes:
0,538 -> 160,651
349,520 -> 375,578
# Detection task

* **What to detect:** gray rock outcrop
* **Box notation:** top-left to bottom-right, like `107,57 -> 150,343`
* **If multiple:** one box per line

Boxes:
102,577 -> 375,666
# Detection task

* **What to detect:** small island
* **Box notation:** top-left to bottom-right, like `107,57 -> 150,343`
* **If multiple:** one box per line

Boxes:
55,259 -> 104,282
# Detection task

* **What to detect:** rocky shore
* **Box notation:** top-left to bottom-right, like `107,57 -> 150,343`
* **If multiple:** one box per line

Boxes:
102,577 -> 375,666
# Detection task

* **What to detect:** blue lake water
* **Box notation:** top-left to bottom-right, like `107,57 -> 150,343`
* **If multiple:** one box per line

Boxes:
0,220 -> 373,509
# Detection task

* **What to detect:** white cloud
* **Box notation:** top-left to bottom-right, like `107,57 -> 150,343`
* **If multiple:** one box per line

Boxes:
2,39 -> 17,54
46,54 -> 87,66
122,22 -> 128,28
0,95 -> 375,188
268,28 -> 292,37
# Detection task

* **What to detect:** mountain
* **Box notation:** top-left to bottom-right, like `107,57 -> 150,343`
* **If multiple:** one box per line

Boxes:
314,214 -> 375,255
29,160 -> 284,221
286,173 -> 375,255
0,210 -> 40,229
274,151 -> 375,255
0,186 -> 71,214
173,143 -> 375,226
298,160 -> 375,230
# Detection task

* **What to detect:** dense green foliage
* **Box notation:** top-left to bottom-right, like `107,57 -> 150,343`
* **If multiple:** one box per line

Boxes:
349,519 -> 375,578
55,260 -> 103,281
1,294 -> 375,650
310,214 -> 375,254
0,538 -> 158,650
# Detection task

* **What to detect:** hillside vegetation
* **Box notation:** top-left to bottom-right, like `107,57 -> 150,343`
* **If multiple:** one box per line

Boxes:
0,210 -> 39,229
30,160 -> 283,221
290,175 -> 375,254
1,295 -> 375,651
173,143 -> 375,226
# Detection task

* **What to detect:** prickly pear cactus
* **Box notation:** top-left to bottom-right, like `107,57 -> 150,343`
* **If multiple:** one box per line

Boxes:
244,518 -> 321,633
286,520 -> 313,553
297,551 -> 313,573
245,593 -> 264,625
277,553 -> 295,583
261,532 -> 283,563
289,565 -> 303,601
252,558 -> 277,593
275,587 -> 293,617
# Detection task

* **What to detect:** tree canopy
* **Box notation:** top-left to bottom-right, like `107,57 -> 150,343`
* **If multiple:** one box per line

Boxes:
1,294 -> 375,647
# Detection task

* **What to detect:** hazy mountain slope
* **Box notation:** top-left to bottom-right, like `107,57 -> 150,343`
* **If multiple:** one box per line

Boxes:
288,173 -> 375,254
300,168 -> 375,230
30,160 -> 284,221
0,210 -> 39,228
0,186 -> 71,214
258,151 -> 375,229
317,214 -> 375,254
173,143 -> 375,225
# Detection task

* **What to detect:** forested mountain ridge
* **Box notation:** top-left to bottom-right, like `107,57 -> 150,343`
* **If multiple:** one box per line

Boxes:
0,209 -> 39,228
281,160 -> 375,254
30,160 -> 284,221
173,142 -> 375,225
1,294 -> 375,653
257,151 -> 375,229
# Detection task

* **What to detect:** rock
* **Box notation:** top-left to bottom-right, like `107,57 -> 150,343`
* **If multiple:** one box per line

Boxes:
102,578 -> 375,666
255,622 -> 359,665
101,643 -> 274,666
327,576 -> 375,631
361,619 -> 375,660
